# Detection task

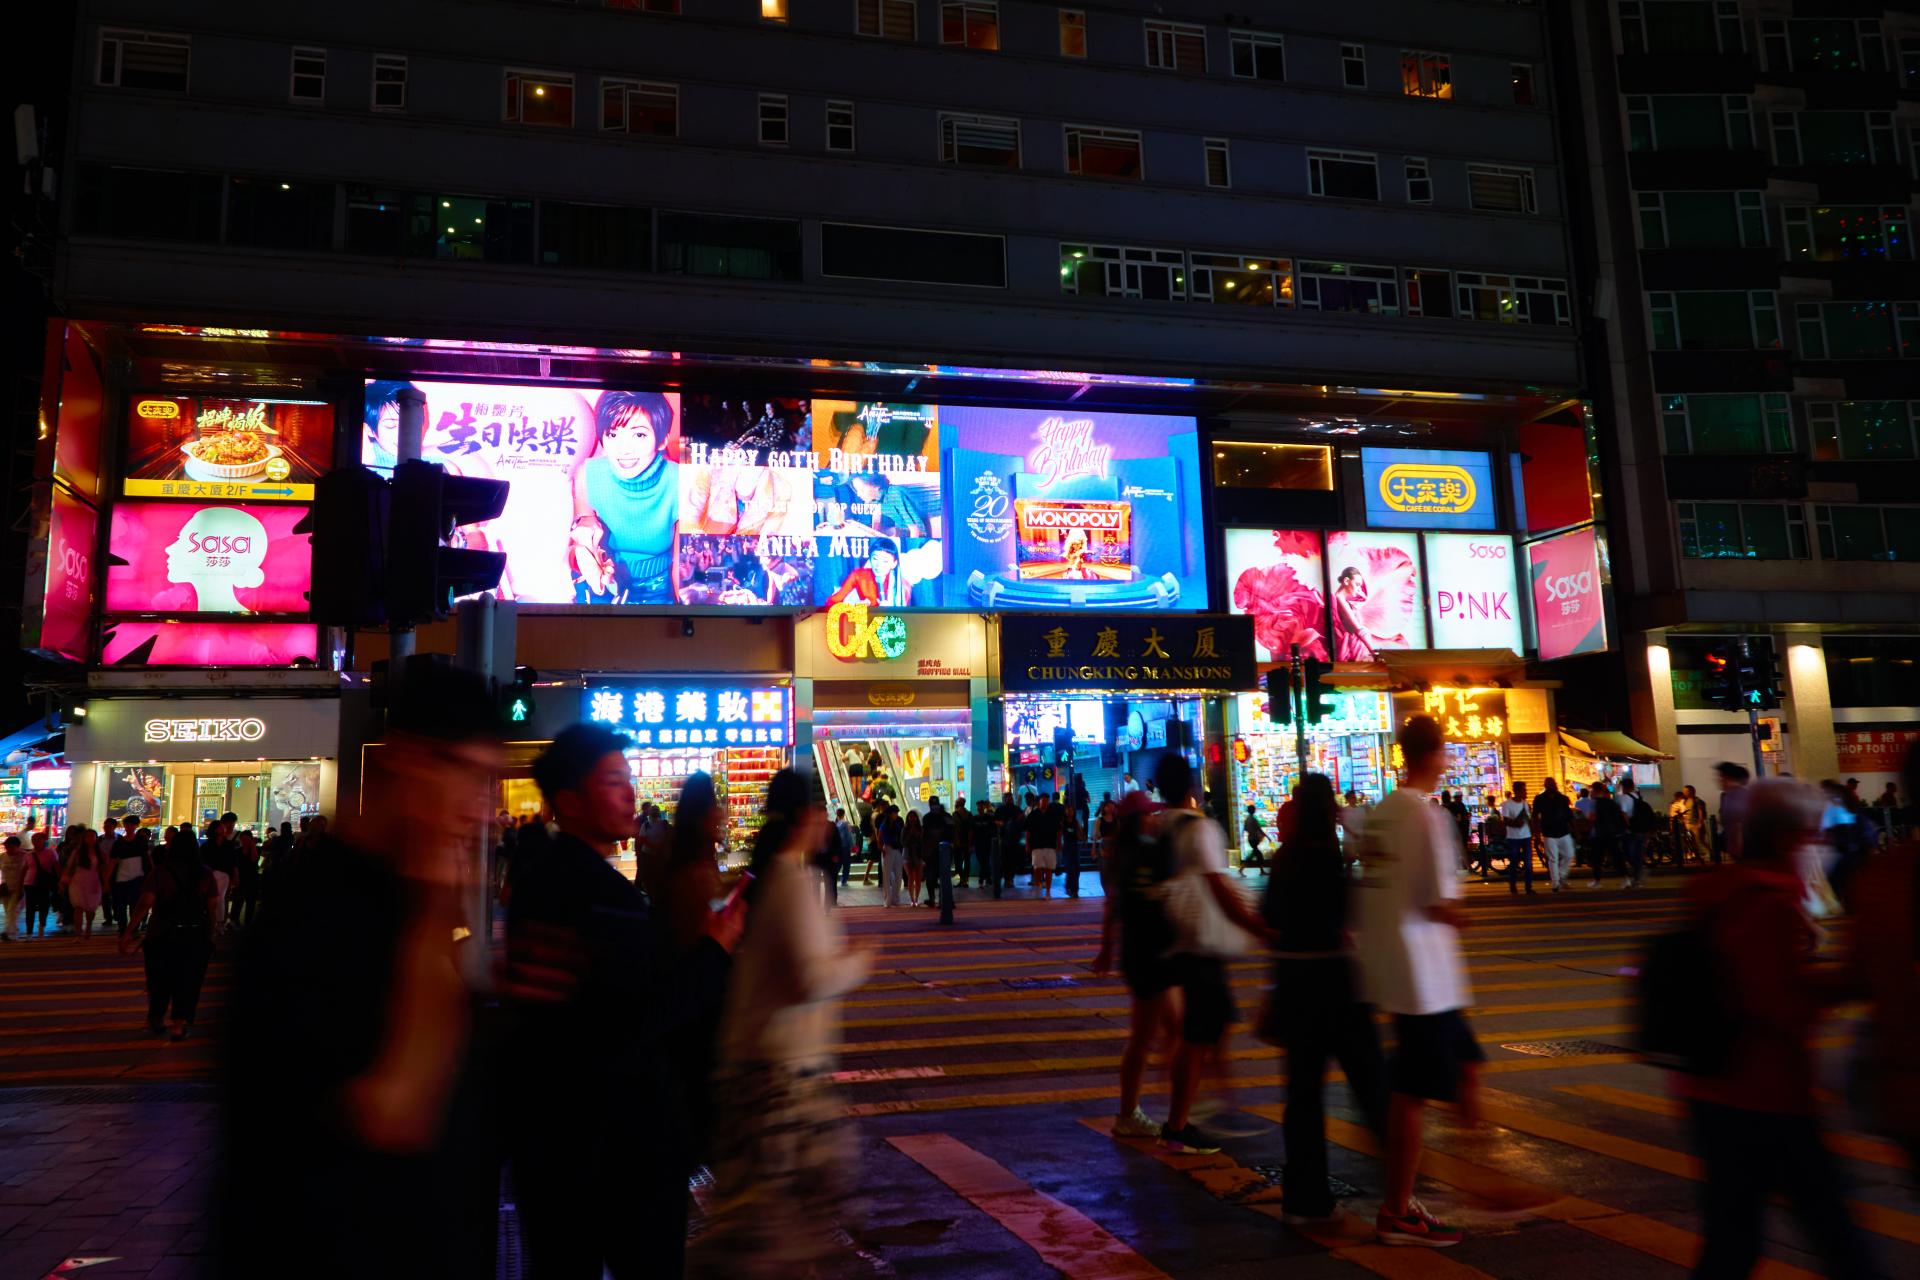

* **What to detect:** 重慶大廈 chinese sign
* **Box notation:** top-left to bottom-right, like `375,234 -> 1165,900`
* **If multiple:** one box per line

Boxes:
583,682 -> 791,748
999,615 -> 1255,693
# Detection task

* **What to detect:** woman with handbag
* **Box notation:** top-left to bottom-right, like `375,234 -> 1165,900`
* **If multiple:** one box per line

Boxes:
1259,774 -> 1389,1223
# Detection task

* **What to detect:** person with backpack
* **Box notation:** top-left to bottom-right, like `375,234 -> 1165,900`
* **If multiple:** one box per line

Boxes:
1532,778 -> 1576,893
120,828 -> 222,1039
1500,783 -> 1536,896
1668,778 -> 1875,1280
1261,773 -> 1388,1224
1620,778 -> 1656,888
1155,754 -> 1272,1155
1241,805 -> 1269,876
1093,790 -> 1178,1140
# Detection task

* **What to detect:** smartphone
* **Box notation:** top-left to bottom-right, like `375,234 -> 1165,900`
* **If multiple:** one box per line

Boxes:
712,871 -> 754,913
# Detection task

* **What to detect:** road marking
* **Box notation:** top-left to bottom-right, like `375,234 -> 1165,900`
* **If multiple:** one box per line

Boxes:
886,1133 -> 1169,1279
1553,1083 -> 1912,1170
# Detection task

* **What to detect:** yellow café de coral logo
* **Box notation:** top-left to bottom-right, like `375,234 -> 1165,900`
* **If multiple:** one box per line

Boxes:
1378,461 -> 1477,516
826,599 -> 909,661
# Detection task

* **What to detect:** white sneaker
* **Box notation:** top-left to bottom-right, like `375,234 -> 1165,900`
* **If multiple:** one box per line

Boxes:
1112,1108 -> 1161,1139
1587,880 -> 1602,888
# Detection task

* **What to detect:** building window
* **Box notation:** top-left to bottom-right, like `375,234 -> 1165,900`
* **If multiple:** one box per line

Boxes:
1229,32 -> 1284,81
1455,273 -> 1571,326
505,70 -> 574,127
225,175 -> 333,251
1650,290 -> 1780,350
1296,261 -> 1399,315
408,193 -> 535,263
658,212 -> 802,280
1783,206 -> 1913,263
1511,62 -> 1535,106
345,186 -> 407,255
1402,267 -> 1452,318
75,164 -> 221,242
1626,94 -> 1753,151
761,0 -> 788,21
96,28 -> 190,92
1808,401 -> 1920,461
939,113 -> 1020,168
1772,110 -> 1898,167
1823,635 -> 1920,707
1402,157 -> 1433,204
372,55 -> 407,112
290,47 -> 325,104
856,0 -> 917,41
1619,1 -> 1745,55
540,201 -> 652,271
1341,43 -> 1367,88
1678,502 -> 1809,560
601,80 -> 678,136
758,94 -> 789,146
1638,191 -> 1767,249
1307,149 -> 1379,200
1401,49 -> 1451,99
826,100 -> 856,152
823,223 -> 1006,288
1661,393 -> 1795,455
1144,21 -> 1207,73
1188,253 -> 1292,306
1796,301 -> 1920,359
1211,442 -> 1331,489
1065,125 -> 1142,179
1203,139 -> 1230,188
1816,506 -> 1920,562
1059,243 -> 1186,301
1466,164 -> 1537,213
1060,9 -> 1086,58
1902,36 -> 1920,91
941,1 -> 1000,50
1759,18 -> 1886,74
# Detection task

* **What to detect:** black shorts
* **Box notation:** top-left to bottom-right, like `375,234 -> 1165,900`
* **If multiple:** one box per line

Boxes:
1390,1010 -> 1485,1102
1168,955 -> 1236,1044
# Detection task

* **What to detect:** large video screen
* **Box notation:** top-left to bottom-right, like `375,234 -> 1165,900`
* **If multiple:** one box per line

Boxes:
1325,530 -> 1427,660
362,383 -> 1208,611
106,502 -> 312,615
124,395 -> 333,502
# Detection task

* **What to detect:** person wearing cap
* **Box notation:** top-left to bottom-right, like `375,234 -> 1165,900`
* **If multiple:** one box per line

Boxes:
506,723 -> 746,1279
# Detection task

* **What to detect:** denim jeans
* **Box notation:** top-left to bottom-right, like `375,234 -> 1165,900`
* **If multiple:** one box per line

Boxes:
1506,838 -> 1534,891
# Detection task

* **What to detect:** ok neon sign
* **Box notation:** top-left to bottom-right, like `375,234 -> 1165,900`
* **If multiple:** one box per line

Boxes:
826,599 -> 909,661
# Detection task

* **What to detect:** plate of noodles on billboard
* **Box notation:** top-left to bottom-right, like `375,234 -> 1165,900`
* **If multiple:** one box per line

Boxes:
1325,530 -> 1426,660
124,395 -> 333,501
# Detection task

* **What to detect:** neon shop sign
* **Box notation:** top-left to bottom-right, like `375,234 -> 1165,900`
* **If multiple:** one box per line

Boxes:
1376,462 -> 1478,516
826,599 -> 909,661
144,717 -> 268,744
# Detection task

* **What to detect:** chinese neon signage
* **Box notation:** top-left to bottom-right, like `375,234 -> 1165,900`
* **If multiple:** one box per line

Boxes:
825,599 -> 909,661
1361,448 -> 1495,530
1394,687 -> 1508,742
583,682 -> 791,748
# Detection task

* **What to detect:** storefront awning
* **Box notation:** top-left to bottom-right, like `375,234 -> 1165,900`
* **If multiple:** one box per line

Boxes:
0,721 -> 62,765
1561,729 -> 1671,762
1328,650 -> 1535,692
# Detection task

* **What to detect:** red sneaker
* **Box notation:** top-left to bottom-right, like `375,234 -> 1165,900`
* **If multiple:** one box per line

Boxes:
1375,1199 -> 1465,1248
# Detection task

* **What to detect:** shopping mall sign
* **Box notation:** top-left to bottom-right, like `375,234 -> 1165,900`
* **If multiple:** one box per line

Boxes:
825,599 -> 909,661
583,681 -> 791,748
1001,615 -> 1255,693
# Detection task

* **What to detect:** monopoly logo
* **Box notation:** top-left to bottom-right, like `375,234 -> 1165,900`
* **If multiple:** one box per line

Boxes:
1378,462 -> 1478,515
826,599 -> 909,661
136,399 -> 181,420
1018,503 -> 1127,530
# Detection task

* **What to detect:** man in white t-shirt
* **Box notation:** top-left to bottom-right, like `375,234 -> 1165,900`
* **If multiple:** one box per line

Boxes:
1501,782 -> 1535,896
1357,714 -> 1482,1248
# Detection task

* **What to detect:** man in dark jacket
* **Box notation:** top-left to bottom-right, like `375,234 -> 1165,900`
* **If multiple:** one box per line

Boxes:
921,795 -> 953,906
996,792 -> 1023,893
507,725 -> 746,1278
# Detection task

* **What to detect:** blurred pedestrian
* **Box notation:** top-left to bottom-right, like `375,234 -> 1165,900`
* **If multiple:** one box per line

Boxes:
691,771 -> 871,1279
659,772 -> 730,1173
229,828 -> 262,929
1,835 -> 26,941
1852,744 -> 1920,1176
24,830 -> 60,937
1716,762 -> 1751,861
121,828 -> 220,1039
1263,773 -> 1387,1223
1093,791 -> 1177,1139
1675,778 -> 1874,1280
1587,783 -> 1626,888
1241,804 -> 1269,876
62,828 -> 105,941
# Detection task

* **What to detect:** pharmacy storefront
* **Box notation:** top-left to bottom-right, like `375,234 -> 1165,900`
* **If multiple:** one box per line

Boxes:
1229,690 -> 1394,843
66,697 -> 339,833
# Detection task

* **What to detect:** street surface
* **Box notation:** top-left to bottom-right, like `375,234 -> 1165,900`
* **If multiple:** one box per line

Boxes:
2,875 -> 1916,1279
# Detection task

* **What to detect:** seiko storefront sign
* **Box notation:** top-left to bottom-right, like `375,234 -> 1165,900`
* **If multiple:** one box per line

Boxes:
144,716 -> 268,744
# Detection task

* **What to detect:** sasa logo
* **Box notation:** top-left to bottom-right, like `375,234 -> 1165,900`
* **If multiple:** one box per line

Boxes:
1467,541 -> 1508,560
1542,570 -> 1593,601
188,532 -> 254,555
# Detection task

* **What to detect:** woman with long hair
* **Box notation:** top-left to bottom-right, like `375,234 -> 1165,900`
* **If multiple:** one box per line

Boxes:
902,809 -> 925,905
1262,773 -> 1388,1223
62,828 -> 105,941
692,769 -> 871,1278
121,828 -> 221,1039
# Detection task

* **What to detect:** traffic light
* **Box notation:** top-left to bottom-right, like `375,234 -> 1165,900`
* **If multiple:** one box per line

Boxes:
304,466 -> 391,627
1053,725 -> 1075,767
1701,647 -> 1738,709
1736,649 -> 1781,710
386,460 -> 510,625
1297,660 -> 1328,721
1264,667 -> 1294,722
502,666 -> 538,727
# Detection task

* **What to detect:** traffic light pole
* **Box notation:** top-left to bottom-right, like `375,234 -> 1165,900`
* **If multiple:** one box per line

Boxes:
388,386 -> 426,670
1740,633 -> 1766,779
1291,643 -> 1307,786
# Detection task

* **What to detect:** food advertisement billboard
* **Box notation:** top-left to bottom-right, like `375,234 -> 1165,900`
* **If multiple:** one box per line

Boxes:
1421,533 -> 1523,652
1222,529 -> 1329,663
105,502 -> 312,615
1361,448 -> 1496,530
1528,525 -> 1608,661
123,395 -> 333,502
361,383 -> 1208,611
98,621 -> 319,667
1325,531 -> 1426,660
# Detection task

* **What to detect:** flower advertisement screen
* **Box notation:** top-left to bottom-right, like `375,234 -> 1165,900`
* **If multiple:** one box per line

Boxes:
106,502 -> 312,615
123,395 -> 333,502
361,382 -> 1207,610
1422,532 -> 1522,652
1528,525 -> 1607,661
1325,530 -> 1426,660
1223,528 -> 1329,662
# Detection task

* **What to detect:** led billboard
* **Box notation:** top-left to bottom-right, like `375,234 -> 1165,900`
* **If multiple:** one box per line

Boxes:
1422,532 -> 1523,652
123,395 -> 333,502
106,502 -> 312,615
99,621 -> 319,667
1325,530 -> 1426,659
1222,528 -> 1329,663
1361,448 -> 1496,530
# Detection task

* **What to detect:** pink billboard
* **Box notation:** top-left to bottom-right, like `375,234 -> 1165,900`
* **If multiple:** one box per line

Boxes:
106,502 -> 312,615
27,486 -> 100,663
99,621 -> 318,667
1326,530 -> 1426,661
1528,526 -> 1607,661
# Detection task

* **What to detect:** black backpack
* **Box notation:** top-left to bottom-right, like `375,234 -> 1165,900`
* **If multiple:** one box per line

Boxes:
1636,893 -> 1748,1074
1117,811 -> 1181,963
1628,794 -> 1659,836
